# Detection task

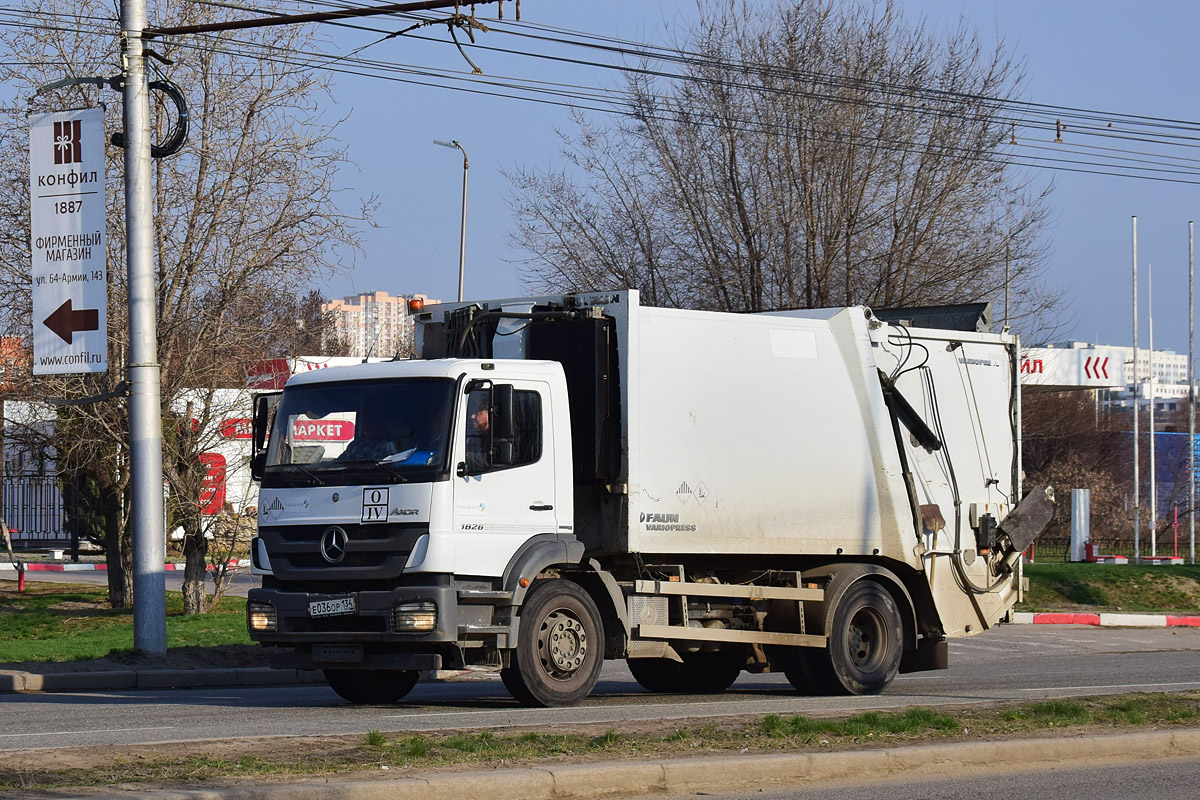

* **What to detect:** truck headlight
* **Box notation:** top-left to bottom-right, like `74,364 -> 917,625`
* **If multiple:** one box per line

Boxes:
248,602 -> 277,632
393,600 -> 437,632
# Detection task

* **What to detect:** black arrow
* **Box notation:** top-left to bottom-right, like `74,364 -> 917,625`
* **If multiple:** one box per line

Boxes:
43,298 -> 99,345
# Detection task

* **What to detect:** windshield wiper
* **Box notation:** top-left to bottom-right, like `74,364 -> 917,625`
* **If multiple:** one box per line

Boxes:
272,462 -> 325,486
325,459 -> 410,482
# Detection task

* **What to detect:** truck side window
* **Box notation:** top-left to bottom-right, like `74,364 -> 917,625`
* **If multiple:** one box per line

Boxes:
466,388 -> 543,473
509,390 -> 543,467
465,389 -> 492,472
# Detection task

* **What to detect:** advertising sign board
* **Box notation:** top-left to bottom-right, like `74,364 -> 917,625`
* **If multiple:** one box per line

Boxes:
29,108 -> 107,374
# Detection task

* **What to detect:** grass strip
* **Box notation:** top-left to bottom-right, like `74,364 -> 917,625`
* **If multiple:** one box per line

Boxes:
0,581 -> 249,663
1019,563 -> 1200,613
1,692 -> 1198,792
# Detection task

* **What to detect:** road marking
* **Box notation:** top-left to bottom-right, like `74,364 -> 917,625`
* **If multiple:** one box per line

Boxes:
1021,682 -> 1200,692
0,726 -> 176,739
996,639 -> 1075,649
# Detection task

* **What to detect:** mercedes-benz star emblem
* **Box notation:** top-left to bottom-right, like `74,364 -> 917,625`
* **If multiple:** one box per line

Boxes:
319,526 -> 348,563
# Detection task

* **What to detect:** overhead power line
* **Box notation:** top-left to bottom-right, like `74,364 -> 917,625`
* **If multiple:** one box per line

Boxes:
4,6 -> 1200,184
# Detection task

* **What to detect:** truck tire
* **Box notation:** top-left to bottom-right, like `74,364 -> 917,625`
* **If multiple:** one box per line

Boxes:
501,579 -> 605,707
323,669 -> 419,704
802,580 -> 903,695
628,649 -> 745,694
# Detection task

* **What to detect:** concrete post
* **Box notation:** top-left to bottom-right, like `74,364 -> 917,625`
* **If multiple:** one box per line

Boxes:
1070,488 -> 1091,562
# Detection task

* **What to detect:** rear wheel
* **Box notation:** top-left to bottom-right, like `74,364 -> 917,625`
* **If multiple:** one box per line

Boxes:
628,648 -> 745,694
501,579 -> 605,707
323,668 -> 419,704
802,581 -> 903,695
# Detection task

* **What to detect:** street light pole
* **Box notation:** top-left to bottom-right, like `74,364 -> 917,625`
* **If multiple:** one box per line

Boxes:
434,139 -> 468,302
121,0 -> 166,653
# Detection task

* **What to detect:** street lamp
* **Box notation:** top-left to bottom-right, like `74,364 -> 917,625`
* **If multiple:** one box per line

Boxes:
434,139 -> 468,302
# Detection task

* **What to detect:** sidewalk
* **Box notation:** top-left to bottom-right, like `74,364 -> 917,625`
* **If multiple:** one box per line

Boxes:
1011,611 -> 1200,627
32,728 -> 1200,800
0,665 -> 324,693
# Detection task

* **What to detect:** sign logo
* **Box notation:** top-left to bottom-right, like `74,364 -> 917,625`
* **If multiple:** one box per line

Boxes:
260,496 -> 284,519
319,526 -> 348,563
53,120 -> 82,164
1084,356 -> 1111,380
361,487 -> 389,523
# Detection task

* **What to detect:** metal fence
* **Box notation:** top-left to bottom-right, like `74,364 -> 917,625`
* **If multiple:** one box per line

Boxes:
1028,534 -> 1194,563
1,475 -> 66,545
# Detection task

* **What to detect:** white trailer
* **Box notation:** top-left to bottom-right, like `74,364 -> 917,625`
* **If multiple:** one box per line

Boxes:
246,291 -> 1051,706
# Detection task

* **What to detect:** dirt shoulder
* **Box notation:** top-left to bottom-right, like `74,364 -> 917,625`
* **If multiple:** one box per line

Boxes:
2,693 -> 1199,796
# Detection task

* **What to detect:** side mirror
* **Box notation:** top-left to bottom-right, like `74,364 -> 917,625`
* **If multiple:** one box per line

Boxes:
250,452 -> 266,482
251,392 -> 281,481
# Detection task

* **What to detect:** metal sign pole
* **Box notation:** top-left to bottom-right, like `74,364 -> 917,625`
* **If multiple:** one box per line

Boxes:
1133,216 -> 1140,565
1149,262 -> 1156,558
121,0 -> 166,653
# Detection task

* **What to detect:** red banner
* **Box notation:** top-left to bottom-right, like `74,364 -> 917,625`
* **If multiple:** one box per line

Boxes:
198,452 -> 227,516
220,418 -> 252,439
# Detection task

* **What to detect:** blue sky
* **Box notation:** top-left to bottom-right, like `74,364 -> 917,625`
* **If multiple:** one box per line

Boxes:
294,2 -> 1200,353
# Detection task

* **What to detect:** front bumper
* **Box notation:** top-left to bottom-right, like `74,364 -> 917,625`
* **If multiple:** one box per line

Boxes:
247,582 -> 511,670
248,584 -> 459,643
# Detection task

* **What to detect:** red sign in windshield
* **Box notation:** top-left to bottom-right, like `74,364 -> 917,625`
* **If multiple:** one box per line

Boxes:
292,419 -> 356,441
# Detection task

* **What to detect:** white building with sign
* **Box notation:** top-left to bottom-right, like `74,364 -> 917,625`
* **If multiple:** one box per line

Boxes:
1022,341 -> 1193,412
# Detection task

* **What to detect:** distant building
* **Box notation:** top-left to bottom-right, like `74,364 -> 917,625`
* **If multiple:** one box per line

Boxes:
0,337 -> 28,392
1045,341 -> 1194,412
322,291 -> 438,359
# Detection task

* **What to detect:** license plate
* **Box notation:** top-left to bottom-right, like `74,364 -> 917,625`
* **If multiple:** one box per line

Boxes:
308,595 -> 356,618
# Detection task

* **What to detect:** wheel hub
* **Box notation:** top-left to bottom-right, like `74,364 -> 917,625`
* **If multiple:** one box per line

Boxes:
848,608 -> 883,669
539,610 -> 587,677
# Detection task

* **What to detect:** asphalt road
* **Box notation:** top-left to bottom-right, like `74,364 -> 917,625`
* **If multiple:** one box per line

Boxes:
626,756 -> 1200,800
1,626 -> 1198,752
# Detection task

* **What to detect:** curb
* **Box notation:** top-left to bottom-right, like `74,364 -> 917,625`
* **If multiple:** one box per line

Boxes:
1011,612 -> 1200,627
0,560 -> 248,572
56,728 -> 1200,800
0,667 -> 489,694
0,667 -> 325,693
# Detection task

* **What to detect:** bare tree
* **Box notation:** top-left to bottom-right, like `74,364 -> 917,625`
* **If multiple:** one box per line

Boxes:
0,0 -> 372,610
508,0 -> 1057,324
1022,391 -> 1134,553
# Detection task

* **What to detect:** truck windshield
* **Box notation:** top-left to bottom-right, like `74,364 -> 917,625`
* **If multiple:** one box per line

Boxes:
265,378 -> 455,483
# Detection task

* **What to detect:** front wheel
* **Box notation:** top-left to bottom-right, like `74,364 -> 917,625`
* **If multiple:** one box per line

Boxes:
802,581 -> 903,695
501,579 -> 605,707
323,668 -> 420,704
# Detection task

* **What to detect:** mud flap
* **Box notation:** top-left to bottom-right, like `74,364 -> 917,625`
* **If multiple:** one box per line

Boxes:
899,638 -> 948,673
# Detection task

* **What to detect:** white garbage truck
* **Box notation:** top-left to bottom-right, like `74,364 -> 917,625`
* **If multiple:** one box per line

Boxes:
246,291 -> 1051,707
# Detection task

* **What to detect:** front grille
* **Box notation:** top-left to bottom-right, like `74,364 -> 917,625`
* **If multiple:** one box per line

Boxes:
259,523 -> 427,581
287,552 -> 390,569
276,523 -> 399,542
